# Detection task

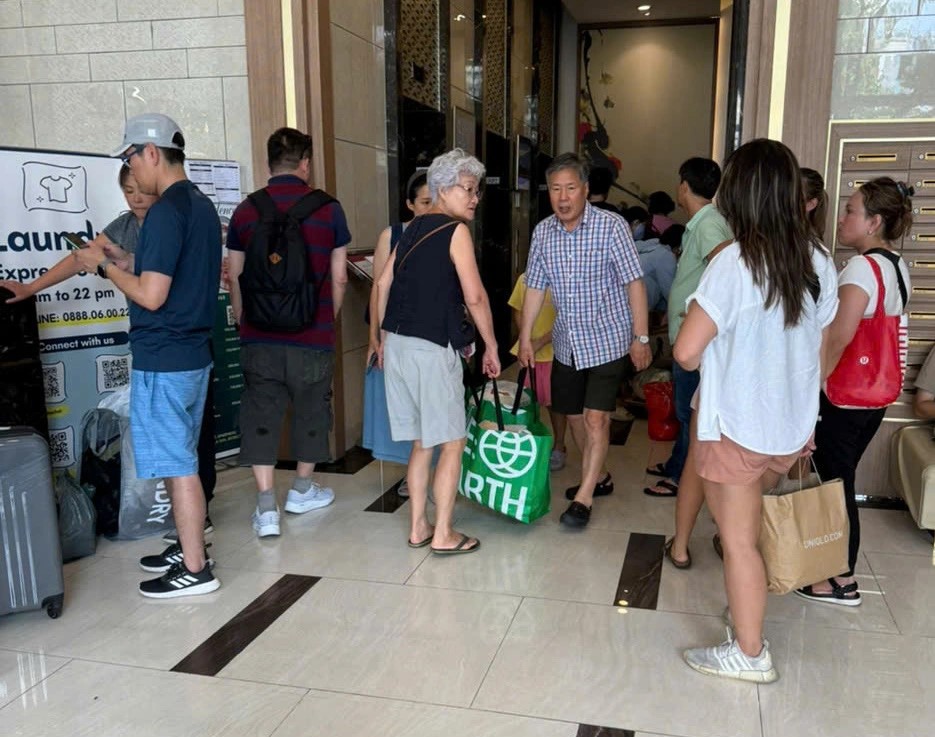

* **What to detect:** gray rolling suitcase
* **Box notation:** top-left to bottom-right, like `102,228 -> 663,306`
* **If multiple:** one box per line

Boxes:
0,427 -> 65,618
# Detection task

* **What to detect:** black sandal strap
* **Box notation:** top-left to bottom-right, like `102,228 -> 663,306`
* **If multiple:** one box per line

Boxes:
827,578 -> 858,596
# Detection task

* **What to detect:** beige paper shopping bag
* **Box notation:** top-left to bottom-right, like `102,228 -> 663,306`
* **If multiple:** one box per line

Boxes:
759,472 -> 850,595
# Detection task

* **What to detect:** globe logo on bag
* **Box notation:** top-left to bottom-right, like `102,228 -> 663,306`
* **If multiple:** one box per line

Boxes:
478,429 -> 537,479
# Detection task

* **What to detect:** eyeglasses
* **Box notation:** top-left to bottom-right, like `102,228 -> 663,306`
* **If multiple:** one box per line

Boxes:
120,144 -> 144,166
454,183 -> 483,201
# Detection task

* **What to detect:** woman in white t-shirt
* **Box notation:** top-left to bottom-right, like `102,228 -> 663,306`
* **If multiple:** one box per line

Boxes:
796,177 -> 914,608
673,139 -> 839,684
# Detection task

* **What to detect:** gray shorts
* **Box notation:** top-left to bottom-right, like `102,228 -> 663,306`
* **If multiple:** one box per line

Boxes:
384,333 -> 465,448
238,344 -> 334,465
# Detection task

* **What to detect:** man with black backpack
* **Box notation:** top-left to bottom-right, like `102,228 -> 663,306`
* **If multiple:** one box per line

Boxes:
226,127 -> 350,539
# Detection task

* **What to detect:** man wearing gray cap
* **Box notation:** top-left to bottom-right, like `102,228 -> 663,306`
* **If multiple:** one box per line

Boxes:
76,113 -> 222,598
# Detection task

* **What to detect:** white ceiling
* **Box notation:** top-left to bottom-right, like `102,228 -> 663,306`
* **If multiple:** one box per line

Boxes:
562,0 -> 723,25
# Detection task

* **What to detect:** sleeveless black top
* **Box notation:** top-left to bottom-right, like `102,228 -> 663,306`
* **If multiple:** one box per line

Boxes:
382,213 -> 464,348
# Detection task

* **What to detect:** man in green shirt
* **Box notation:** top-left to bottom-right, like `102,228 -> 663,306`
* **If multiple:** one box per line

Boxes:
646,157 -> 732,505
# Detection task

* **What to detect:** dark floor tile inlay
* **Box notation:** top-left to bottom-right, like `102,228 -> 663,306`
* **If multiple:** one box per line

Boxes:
316,445 -> 375,474
855,495 -> 909,511
365,478 -> 409,513
171,574 -> 320,676
577,725 -> 635,737
614,532 -> 665,610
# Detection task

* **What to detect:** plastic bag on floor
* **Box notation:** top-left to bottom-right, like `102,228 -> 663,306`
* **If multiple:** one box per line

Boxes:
55,473 -> 97,562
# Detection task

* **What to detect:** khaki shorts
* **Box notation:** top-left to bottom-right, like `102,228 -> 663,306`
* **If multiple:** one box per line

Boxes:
384,333 -> 466,448
694,432 -> 802,486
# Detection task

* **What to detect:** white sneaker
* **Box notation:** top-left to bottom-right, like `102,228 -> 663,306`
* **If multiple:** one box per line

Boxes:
252,506 -> 281,537
284,481 -> 334,514
684,634 -> 778,683
549,449 -> 566,472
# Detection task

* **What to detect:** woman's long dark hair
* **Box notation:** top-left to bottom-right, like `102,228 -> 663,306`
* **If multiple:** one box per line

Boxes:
800,167 -> 828,243
718,139 -> 818,328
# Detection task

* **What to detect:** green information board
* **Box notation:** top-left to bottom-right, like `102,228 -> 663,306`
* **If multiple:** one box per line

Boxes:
212,291 -> 243,457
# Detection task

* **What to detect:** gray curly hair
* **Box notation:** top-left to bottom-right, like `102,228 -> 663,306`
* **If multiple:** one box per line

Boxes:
426,148 -> 486,201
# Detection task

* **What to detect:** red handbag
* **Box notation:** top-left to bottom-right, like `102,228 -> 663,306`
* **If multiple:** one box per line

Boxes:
825,255 -> 905,409
644,381 -> 679,441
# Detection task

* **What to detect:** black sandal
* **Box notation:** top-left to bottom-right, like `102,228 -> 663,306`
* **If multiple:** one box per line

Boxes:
794,578 -> 861,607
664,538 -> 691,569
646,463 -> 668,478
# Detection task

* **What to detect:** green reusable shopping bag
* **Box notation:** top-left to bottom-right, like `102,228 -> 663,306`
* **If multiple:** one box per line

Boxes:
458,377 -> 552,524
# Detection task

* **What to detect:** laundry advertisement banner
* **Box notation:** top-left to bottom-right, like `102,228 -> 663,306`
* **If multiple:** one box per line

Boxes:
0,146 -> 242,468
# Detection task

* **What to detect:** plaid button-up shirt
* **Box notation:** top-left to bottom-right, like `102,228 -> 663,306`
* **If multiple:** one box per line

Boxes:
525,202 -> 644,369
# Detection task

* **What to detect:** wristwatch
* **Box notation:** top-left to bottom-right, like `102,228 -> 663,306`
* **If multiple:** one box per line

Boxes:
97,257 -> 113,279
635,335 -> 650,345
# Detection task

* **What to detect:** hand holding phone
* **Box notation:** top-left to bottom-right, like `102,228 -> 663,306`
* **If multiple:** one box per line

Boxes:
62,232 -> 88,250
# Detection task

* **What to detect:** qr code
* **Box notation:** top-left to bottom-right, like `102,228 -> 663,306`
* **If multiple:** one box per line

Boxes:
95,353 -> 131,393
226,304 -> 235,326
42,362 -> 66,403
49,427 -> 75,468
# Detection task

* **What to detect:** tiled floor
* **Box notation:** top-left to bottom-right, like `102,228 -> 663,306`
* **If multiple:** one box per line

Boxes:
0,424 -> 932,737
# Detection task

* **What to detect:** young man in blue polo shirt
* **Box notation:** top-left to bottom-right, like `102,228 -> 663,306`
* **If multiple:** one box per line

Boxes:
77,113 -> 222,598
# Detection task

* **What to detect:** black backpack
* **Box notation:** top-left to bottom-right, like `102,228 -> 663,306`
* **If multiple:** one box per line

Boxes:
238,187 -> 336,332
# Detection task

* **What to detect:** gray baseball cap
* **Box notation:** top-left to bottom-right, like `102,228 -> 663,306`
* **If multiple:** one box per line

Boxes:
111,113 -> 185,157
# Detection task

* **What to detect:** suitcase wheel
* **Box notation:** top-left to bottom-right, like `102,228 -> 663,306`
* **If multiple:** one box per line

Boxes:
45,594 -> 64,619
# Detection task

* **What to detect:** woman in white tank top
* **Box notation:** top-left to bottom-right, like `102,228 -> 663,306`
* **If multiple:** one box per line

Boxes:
797,177 -> 914,607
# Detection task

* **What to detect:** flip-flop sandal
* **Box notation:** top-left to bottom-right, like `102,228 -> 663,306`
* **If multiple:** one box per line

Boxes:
431,533 -> 481,556
407,534 -> 433,549
664,538 -> 691,569
646,463 -> 668,478
644,479 -> 678,497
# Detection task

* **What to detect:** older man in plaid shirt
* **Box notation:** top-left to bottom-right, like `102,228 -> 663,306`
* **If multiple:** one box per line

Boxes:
519,152 -> 650,528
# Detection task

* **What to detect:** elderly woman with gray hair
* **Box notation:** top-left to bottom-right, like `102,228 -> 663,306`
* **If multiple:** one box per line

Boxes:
376,148 -> 500,555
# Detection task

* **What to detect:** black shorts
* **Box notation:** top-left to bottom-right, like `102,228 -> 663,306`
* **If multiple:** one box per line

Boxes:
551,355 -> 627,415
238,344 -> 335,465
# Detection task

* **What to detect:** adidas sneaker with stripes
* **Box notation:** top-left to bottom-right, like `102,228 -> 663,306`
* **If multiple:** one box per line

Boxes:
139,561 -> 220,599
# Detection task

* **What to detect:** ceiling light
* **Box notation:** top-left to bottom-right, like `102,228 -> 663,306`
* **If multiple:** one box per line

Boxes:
637,4 -> 651,10
643,11 -> 651,16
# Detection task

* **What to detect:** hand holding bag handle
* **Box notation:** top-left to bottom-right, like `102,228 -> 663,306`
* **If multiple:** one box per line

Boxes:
489,377 -> 506,431
470,377 -> 506,431
511,365 -> 538,416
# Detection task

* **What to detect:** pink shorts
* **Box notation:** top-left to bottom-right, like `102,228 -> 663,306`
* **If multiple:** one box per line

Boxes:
523,360 -> 552,407
693,432 -> 802,486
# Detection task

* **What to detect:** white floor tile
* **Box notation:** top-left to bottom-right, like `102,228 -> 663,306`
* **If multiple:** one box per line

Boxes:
0,650 -> 69,709
222,510 -> 430,583
758,623 -> 935,737
220,577 -> 520,707
473,599 -> 762,737
272,690 -> 578,737
0,660 -> 305,736
408,514 -> 629,604
858,508 -> 933,557
659,547 -> 899,634
0,557 -> 282,669
866,551 -> 935,637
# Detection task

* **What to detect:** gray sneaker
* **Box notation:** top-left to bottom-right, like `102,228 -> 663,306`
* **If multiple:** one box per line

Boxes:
284,481 -> 334,513
684,633 -> 778,683
549,449 -> 566,472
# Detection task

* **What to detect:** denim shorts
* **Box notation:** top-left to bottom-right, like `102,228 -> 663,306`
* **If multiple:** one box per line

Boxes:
130,366 -> 211,479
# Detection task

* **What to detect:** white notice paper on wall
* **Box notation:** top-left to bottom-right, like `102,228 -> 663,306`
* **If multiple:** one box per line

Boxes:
186,161 -> 242,203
